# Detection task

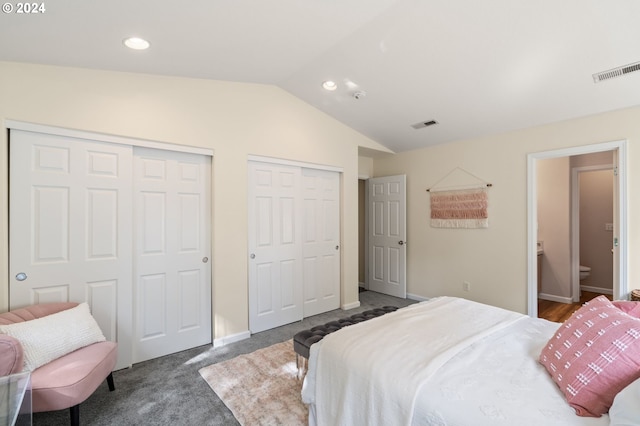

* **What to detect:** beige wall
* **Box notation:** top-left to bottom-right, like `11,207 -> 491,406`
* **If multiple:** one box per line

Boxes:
537,157 -> 571,299
571,151 -> 613,168
373,107 -> 640,313
358,156 -> 373,178
0,61 -> 390,341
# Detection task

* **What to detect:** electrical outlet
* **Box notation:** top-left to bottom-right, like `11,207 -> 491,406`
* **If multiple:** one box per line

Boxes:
463,281 -> 471,292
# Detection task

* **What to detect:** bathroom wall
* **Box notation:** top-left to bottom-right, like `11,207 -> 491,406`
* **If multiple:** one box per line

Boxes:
537,157 -> 571,301
579,169 -> 614,292
571,151 -> 613,168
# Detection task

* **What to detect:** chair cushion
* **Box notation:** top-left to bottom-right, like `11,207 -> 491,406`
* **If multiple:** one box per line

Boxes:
31,341 -> 117,412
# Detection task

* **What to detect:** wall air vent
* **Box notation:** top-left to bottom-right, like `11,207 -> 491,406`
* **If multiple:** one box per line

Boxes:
593,61 -> 640,83
411,120 -> 438,129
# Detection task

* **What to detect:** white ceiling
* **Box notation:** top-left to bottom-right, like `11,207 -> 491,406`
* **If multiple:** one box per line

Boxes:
1,0 -> 639,152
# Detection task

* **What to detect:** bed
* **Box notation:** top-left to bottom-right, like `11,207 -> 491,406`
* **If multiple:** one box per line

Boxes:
301,296 -> 640,426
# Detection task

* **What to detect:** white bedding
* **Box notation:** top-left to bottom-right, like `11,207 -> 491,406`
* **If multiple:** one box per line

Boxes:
302,297 -> 611,426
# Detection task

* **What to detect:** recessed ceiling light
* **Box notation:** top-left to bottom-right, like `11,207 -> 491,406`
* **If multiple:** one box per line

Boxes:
322,80 -> 337,91
123,37 -> 150,50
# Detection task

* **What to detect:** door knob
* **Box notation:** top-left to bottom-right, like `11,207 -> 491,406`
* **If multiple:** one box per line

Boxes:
202,257 -> 209,263
335,245 -> 340,250
250,253 -> 256,259
398,240 -> 406,246
15,272 -> 27,281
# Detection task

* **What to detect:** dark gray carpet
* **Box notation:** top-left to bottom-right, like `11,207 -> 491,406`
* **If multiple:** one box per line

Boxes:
32,291 -> 416,425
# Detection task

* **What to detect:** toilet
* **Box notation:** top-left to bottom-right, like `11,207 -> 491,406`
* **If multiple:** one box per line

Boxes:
579,265 -> 591,280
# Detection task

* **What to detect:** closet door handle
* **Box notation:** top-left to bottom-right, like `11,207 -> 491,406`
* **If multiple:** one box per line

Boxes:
398,240 -> 406,246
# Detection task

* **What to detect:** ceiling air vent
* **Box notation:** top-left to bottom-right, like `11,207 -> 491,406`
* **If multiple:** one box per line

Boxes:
411,120 -> 438,130
593,61 -> 640,83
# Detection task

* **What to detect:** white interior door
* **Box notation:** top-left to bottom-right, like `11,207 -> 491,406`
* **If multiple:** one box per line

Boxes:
302,168 -> 340,317
133,147 -> 212,363
367,175 -> 407,298
248,162 -> 303,333
9,130 -> 134,368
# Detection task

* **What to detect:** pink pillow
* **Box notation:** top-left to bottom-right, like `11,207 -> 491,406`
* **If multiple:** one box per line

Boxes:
612,301 -> 640,318
539,296 -> 640,417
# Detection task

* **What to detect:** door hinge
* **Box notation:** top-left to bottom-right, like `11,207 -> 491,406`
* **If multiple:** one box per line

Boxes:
614,166 -> 618,176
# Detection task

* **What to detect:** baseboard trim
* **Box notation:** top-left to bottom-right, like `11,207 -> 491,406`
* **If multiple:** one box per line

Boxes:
407,293 -> 429,302
342,301 -> 361,310
580,285 -> 613,295
538,293 -> 573,304
213,330 -> 251,348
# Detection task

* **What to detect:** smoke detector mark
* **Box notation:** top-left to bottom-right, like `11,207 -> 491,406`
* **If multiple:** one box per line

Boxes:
593,61 -> 640,83
411,120 -> 438,130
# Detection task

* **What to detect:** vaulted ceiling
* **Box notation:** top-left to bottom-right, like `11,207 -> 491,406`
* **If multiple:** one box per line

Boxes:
1,0 -> 639,152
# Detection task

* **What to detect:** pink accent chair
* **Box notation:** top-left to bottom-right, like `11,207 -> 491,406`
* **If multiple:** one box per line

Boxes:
0,302 -> 117,426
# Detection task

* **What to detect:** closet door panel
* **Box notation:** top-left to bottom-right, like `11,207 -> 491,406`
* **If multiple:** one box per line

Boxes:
248,162 -> 303,333
133,147 -> 212,363
9,129 -> 133,369
302,169 -> 340,317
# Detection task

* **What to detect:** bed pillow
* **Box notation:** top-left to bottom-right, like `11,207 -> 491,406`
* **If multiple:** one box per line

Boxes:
0,302 -> 106,371
609,377 -> 640,425
539,295 -> 640,417
612,301 -> 640,318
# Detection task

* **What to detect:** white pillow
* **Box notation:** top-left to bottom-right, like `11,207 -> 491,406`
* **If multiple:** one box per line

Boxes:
0,302 -> 106,371
609,377 -> 640,426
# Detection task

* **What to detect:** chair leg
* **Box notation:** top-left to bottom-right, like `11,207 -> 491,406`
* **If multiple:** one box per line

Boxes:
67,374 -> 113,426
106,372 -> 115,391
69,404 -> 80,426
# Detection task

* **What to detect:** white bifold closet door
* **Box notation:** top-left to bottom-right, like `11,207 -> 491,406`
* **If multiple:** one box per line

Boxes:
248,161 -> 339,333
9,129 -> 211,369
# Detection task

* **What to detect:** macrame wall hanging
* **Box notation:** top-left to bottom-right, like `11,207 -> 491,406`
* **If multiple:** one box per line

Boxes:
427,167 -> 492,229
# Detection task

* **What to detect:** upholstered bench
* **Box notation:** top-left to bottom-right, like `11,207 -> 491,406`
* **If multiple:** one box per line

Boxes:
293,306 -> 398,375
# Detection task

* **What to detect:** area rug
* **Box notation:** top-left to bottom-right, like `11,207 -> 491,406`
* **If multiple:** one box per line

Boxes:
199,340 -> 307,426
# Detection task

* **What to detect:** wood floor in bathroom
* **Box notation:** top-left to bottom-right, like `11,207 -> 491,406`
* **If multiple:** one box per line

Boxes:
538,291 -> 612,323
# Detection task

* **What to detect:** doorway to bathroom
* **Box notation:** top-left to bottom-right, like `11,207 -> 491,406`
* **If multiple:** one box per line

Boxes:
527,140 -> 628,319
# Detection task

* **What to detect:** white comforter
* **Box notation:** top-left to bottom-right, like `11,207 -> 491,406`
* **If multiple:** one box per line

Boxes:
302,296 -> 610,426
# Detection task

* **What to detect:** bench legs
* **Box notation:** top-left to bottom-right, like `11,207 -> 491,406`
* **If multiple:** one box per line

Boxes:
296,354 -> 308,380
